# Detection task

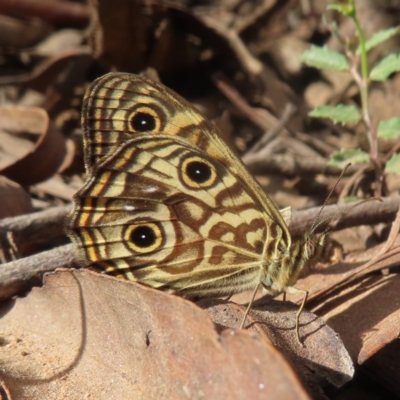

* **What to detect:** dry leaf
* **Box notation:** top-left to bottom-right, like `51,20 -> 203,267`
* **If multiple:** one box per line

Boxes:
0,176 -> 33,219
0,269 -> 311,400
0,107 -> 66,186
199,297 -> 354,395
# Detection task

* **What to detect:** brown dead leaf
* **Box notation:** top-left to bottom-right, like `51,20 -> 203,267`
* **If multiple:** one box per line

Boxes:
0,269 -> 311,400
91,0 -> 166,73
358,307 -> 400,397
313,270 -> 400,396
199,298 -> 354,395
0,176 -> 33,219
315,273 -> 400,360
32,175 -> 77,202
359,307 -> 400,365
0,106 -> 66,186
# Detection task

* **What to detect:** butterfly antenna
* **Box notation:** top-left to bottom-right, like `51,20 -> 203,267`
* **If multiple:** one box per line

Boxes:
314,196 -> 383,235
310,163 -> 352,233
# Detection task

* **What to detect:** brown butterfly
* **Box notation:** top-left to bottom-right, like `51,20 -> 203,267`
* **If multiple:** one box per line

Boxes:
66,73 -> 328,344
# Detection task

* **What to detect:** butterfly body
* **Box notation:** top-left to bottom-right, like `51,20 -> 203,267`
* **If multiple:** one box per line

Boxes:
67,73 -> 327,342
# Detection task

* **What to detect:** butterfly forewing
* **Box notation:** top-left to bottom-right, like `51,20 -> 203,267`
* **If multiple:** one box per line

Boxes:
83,73 -> 205,169
81,73 -> 291,248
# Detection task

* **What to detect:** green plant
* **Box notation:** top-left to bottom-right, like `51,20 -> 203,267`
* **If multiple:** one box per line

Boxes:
301,0 -> 400,195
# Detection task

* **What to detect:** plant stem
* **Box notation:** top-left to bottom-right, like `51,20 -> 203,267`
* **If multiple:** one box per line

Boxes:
349,3 -> 383,195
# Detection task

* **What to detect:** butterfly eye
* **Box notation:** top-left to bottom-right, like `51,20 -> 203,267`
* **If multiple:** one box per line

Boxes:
125,223 -> 163,253
130,106 -> 162,132
181,156 -> 217,189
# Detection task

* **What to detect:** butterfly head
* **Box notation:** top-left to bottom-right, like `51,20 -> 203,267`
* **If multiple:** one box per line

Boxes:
283,230 -> 330,287
303,230 -> 331,269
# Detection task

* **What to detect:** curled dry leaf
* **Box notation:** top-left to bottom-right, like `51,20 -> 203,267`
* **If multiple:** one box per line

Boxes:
0,176 -> 33,219
0,49 -> 92,94
0,106 -> 66,186
0,269 -> 311,400
198,298 -> 354,396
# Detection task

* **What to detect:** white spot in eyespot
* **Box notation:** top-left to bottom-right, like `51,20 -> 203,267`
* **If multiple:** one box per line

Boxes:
259,384 -> 264,389
124,205 -> 135,211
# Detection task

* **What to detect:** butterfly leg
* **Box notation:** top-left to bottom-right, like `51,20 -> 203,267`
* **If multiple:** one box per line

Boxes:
286,286 -> 309,346
239,282 -> 261,329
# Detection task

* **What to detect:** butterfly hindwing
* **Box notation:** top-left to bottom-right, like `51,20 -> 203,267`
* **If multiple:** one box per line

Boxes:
68,134 -> 284,297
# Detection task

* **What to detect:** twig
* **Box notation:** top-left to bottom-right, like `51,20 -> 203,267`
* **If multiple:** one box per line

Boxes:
244,149 -> 357,177
0,204 -> 71,247
293,131 -> 336,157
0,244 -> 76,302
203,18 -> 264,77
213,74 -> 280,132
338,164 -> 372,203
384,140 -> 400,162
245,103 -> 297,156
290,196 -> 400,237
6,232 -> 19,261
232,1 -> 276,33
0,0 -> 91,28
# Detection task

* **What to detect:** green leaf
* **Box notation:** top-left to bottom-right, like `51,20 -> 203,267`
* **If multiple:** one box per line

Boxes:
301,46 -> 350,71
385,153 -> 400,174
357,26 -> 400,55
377,118 -> 400,139
309,104 -> 361,124
328,149 -> 369,168
370,52 -> 400,81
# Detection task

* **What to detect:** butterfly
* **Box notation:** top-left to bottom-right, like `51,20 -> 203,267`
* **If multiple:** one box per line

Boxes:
66,72 -> 328,344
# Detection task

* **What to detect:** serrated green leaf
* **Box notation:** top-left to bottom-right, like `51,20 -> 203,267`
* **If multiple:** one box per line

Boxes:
378,118 -> 400,139
301,46 -> 350,71
328,149 -> 369,168
370,52 -> 400,81
385,153 -> 400,174
309,105 -> 361,124
356,26 -> 400,55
